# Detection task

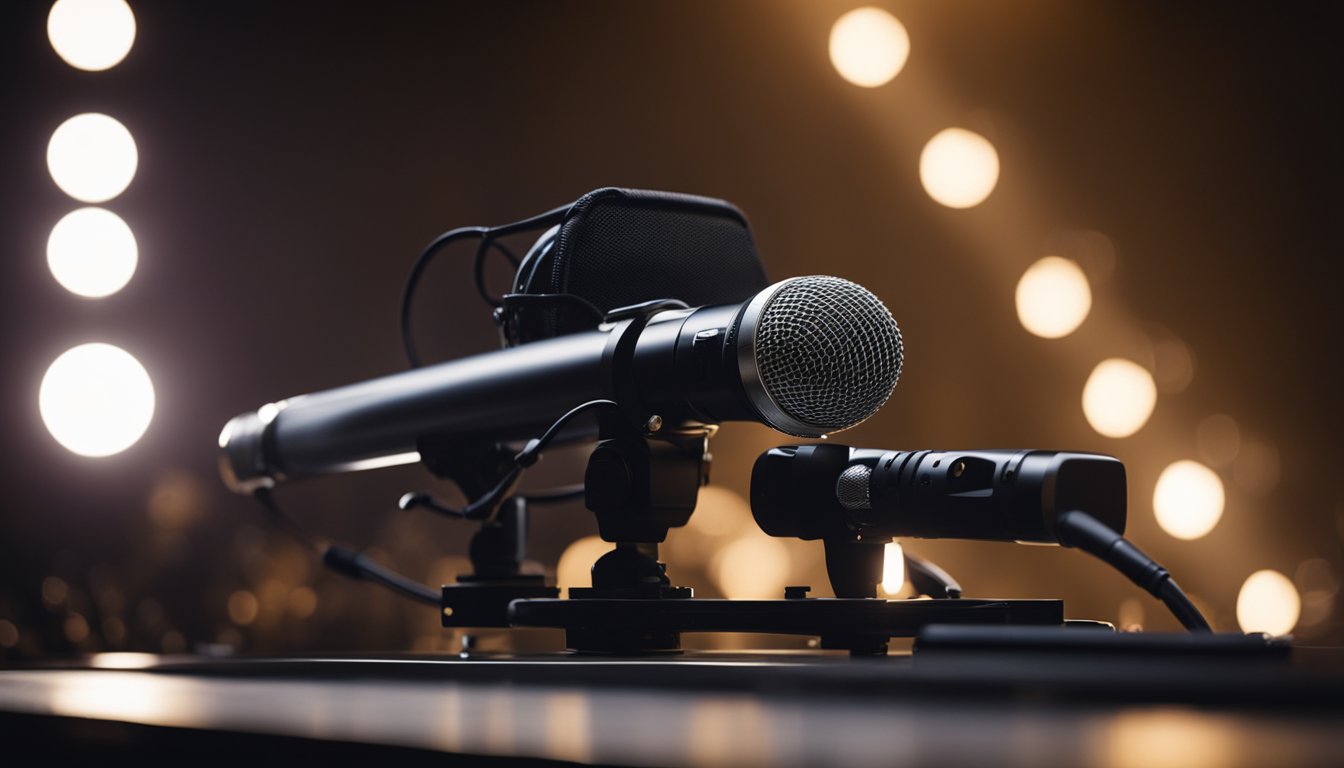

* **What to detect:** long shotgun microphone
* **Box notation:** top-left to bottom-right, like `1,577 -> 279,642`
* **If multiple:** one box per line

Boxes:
750,444 -> 1126,544
220,276 -> 903,493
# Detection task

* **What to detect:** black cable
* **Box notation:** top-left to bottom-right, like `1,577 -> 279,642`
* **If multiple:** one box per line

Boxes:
1056,510 -> 1212,632
251,489 -> 440,608
904,551 -> 962,599
520,484 -> 586,504
322,546 -> 440,606
400,399 -> 621,521
400,226 -> 486,368
515,399 -> 620,467
401,203 -> 571,368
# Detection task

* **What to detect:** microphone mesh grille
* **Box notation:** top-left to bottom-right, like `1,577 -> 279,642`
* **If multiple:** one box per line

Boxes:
755,276 -> 903,433
837,464 -> 874,511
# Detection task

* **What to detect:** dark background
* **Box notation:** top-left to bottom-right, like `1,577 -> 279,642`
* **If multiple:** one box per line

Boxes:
1,1 -> 1340,657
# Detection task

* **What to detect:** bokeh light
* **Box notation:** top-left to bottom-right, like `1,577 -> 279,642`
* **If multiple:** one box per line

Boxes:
881,541 -> 905,596
919,128 -> 1000,209
228,590 -> 259,626
47,207 -> 138,298
288,586 -> 318,619
1196,414 -> 1241,468
47,0 -> 137,72
1015,256 -> 1092,338
64,613 -> 90,644
1153,460 -> 1225,540
1150,331 -> 1196,393
0,620 -> 20,649
39,342 -> 155,457
556,536 -> 612,593
1236,570 -> 1300,635
1081,358 -> 1157,438
1232,438 -> 1281,496
712,536 -> 791,599
828,7 -> 910,88
686,485 -> 753,538
47,113 -> 138,203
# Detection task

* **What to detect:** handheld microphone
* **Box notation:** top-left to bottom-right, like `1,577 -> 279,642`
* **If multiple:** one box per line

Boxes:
220,276 -> 904,493
750,444 -> 1126,544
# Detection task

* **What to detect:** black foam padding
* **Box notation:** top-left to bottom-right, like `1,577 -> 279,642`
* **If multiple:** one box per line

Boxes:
512,188 -> 768,342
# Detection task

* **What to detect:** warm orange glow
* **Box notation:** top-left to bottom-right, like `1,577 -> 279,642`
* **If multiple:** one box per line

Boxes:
1015,256 -> 1092,338
1153,461 -> 1224,540
1082,358 -> 1157,438
1237,570 -> 1299,635
0,620 -> 18,648
712,536 -> 791,599
556,536 -> 611,592
64,613 -> 90,643
288,587 -> 318,619
227,590 -> 259,625
1196,414 -> 1241,468
829,7 -> 910,88
1106,710 -> 1238,768
920,128 -> 1000,209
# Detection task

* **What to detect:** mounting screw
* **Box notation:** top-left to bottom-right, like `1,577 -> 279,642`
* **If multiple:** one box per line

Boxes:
646,414 -> 663,433
442,606 -> 454,618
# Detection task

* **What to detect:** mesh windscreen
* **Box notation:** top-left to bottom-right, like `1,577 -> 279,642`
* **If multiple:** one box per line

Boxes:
534,190 -> 767,339
755,276 -> 903,432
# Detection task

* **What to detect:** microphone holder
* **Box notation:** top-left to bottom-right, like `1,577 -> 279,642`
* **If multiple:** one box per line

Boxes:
422,439 -> 559,627
434,420 -> 1062,655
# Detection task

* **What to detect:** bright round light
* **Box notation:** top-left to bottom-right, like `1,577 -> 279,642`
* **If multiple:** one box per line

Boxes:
919,128 -> 1000,209
39,343 -> 155,457
1236,570 -> 1300,636
1082,358 -> 1157,438
1016,256 -> 1092,338
828,7 -> 910,88
47,113 -> 138,203
46,207 -> 138,297
47,0 -> 136,72
1153,460 -> 1225,540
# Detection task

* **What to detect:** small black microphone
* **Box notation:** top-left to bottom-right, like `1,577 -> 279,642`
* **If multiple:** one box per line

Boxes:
750,444 -> 1126,544
220,277 -> 903,493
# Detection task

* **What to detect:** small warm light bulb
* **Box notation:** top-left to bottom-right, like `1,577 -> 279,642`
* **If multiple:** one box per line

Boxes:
1153,460 -> 1225,540
47,113 -> 138,203
881,540 -> 905,595
1016,256 -> 1092,338
1236,570 -> 1300,635
829,7 -> 911,88
1082,359 -> 1157,438
920,128 -> 1000,209
47,0 -> 136,72
47,207 -> 138,297
39,342 -> 155,457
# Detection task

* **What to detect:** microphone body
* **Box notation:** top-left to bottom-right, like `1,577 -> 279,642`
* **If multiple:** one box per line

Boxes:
751,444 -> 1126,545
220,277 -> 903,493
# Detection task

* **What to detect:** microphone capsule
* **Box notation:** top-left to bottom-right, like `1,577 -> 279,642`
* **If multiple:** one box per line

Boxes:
836,464 -> 873,511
